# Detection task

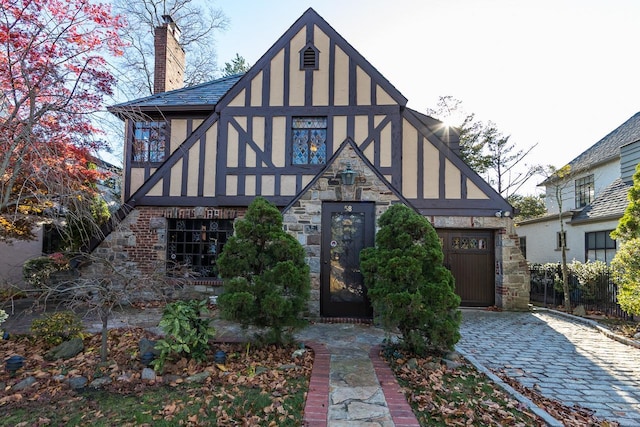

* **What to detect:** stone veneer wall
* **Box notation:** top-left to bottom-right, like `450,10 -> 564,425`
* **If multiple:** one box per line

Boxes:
90,206 -> 246,300
282,145 -> 403,317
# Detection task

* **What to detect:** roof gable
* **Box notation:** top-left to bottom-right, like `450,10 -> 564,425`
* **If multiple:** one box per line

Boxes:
214,8 -> 407,112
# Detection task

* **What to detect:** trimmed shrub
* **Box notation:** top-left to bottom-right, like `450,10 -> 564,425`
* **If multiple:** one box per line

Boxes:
23,253 -> 70,289
360,204 -> 461,355
217,197 -> 310,345
30,311 -> 85,347
611,238 -> 640,315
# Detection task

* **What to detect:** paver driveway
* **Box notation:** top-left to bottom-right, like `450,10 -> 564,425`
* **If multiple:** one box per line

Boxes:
457,309 -> 640,426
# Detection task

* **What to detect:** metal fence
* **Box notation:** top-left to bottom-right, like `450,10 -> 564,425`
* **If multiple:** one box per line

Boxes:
529,264 -> 635,320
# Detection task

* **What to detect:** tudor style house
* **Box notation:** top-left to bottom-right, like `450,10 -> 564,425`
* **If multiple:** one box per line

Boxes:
96,9 -> 528,319
517,112 -> 640,265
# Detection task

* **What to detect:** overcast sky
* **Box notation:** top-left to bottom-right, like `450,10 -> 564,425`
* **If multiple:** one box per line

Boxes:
213,0 -> 640,195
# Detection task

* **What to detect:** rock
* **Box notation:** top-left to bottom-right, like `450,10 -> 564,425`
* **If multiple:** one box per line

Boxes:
255,366 -> 268,375
89,377 -> 112,388
53,375 -> 66,382
139,338 -> 160,356
278,364 -> 296,371
141,368 -> 156,381
444,359 -> 463,370
445,351 -> 462,361
45,338 -> 83,361
292,348 -> 306,358
405,358 -> 419,370
163,374 -> 181,384
186,371 -> 210,383
67,376 -> 88,390
573,305 -> 586,317
12,376 -> 36,391
117,372 -> 133,382
633,332 -> 640,340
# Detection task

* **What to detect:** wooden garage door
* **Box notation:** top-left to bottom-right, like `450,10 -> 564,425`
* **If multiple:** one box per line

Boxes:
437,229 -> 495,307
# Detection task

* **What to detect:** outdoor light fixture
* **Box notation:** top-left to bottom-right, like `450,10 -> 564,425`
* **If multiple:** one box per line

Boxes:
341,163 -> 357,185
495,210 -> 512,218
140,351 -> 156,367
214,350 -> 227,364
6,355 -> 24,374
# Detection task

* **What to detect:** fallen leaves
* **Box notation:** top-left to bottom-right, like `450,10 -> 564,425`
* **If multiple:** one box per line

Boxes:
0,328 -> 313,426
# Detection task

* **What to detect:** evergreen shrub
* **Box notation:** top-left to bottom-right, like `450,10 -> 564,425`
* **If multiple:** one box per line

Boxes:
360,204 -> 461,355
217,197 -> 310,345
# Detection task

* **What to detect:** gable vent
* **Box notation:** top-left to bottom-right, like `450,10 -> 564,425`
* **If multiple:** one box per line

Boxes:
300,43 -> 319,70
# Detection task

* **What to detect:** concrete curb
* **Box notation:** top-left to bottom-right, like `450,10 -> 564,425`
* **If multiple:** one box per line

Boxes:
532,307 -> 640,349
456,347 -> 564,427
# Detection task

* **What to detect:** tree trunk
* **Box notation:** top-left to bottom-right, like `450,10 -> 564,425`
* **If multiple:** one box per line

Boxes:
561,246 -> 571,313
100,308 -> 109,362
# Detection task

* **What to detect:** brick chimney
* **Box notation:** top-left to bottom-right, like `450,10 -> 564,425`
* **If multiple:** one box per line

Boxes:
154,15 -> 185,94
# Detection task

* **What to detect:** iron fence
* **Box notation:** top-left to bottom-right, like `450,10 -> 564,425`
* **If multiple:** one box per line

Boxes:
529,264 -> 635,320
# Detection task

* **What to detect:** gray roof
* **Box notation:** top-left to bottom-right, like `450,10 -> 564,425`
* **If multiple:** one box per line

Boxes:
571,178 -> 630,223
108,74 -> 243,113
544,113 -> 640,184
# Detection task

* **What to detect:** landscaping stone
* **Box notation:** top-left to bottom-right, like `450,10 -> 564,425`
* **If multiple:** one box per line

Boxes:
405,357 -> 418,369
141,368 -> 156,381
255,366 -> 268,375
346,401 -> 388,420
186,371 -> 210,383
45,338 -> 83,361
163,374 -> 181,384
444,359 -> 463,370
89,377 -> 112,388
67,376 -> 88,390
279,363 -> 296,371
12,376 -> 36,391
573,305 -> 586,317
634,332 -> 640,340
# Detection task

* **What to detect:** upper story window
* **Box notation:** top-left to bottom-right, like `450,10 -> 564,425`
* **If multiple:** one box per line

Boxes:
132,121 -> 167,163
292,117 -> 327,165
575,174 -> 594,209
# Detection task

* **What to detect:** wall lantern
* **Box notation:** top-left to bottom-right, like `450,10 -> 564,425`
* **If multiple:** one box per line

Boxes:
341,163 -> 357,185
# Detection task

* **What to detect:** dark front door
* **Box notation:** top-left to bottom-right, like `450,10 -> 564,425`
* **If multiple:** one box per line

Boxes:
321,202 -> 375,318
437,229 -> 495,306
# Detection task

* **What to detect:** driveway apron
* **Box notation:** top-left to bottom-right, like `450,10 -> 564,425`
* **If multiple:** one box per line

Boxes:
457,309 -> 640,427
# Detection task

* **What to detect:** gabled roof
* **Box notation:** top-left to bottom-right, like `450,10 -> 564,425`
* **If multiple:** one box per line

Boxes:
107,74 -> 243,114
542,112 -> 640,185
214,8 -> 408,112
570,178 -> 630,223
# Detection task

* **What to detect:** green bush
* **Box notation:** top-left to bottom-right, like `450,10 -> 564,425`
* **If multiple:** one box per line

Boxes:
217,197 -> 310,345
23,253 -> 70,288
153,300 -> 215,371
360,204 -> 461,355
30,311 -> 85,347
611,238 -> 640,315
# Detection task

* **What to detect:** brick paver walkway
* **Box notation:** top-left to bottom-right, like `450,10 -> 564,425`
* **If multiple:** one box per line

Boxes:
457,309 -> 640,426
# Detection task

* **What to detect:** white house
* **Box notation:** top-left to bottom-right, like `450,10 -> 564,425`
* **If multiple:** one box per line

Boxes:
516,112 -> 640,264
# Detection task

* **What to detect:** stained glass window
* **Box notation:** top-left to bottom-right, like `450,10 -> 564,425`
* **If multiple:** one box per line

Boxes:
132,121 -> 167,163
292,117 -> 327,165
166,219 -> 234,278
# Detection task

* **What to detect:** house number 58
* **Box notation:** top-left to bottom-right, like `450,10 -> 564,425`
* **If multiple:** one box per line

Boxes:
344,205 -> 352,212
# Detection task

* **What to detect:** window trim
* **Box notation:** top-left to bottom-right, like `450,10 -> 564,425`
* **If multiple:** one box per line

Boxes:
584,230 -> 616,263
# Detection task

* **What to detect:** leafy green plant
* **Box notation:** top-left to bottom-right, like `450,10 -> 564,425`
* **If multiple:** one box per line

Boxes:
30,311 -> 85,347
153,300 -> 215,371
217,197 -> 310,345
22,253 -> 70,288
0,308 -> 7,335
360,204 -> 461,355
568,260 -> 610,302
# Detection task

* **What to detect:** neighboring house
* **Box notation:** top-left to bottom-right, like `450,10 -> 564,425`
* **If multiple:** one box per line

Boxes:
95,9 -> 528,319
0,158 -> 122,287
516,113 -> 640,264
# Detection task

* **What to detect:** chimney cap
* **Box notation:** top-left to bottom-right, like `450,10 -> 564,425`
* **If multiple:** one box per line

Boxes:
162,15 -> 175,25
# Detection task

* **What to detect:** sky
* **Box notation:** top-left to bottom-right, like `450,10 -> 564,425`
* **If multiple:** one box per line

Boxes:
212,0 -> 640,195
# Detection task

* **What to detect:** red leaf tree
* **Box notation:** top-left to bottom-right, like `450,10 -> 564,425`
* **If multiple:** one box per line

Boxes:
0,0 -> 125,241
